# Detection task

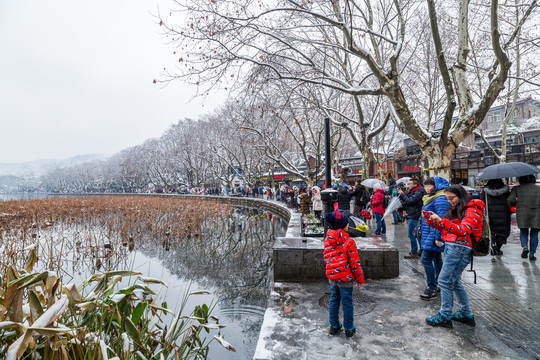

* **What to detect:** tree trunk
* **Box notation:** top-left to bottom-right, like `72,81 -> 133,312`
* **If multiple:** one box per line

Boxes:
361,144 -> 372,180
423,142 -> 455,180
362,157 -> 370,181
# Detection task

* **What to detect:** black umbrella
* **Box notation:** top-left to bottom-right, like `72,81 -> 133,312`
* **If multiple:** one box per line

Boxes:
476,162 -> 540,180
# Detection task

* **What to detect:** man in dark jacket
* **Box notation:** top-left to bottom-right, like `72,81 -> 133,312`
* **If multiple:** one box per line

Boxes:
352,180 -> 368,218
507,175 -> 540,261
398,178 -> 426,258
387,173 -> 397,191
337,184 -> 362,214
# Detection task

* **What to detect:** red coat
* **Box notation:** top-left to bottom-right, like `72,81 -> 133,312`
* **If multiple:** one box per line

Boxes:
324,229 -> 365,284
371,189 -> 385,214
426,199 -> 485,248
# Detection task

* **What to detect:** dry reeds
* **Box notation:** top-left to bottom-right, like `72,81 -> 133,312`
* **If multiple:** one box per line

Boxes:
0,196 -> 231,278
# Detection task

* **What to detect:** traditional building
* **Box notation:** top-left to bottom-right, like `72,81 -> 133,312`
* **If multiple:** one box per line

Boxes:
480,97 -> 540,136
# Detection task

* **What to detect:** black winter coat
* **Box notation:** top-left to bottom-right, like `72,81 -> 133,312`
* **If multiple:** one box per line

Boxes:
353,186 -> 367,206
399,185 -> 426,220
337,187 -> 361,211
387,177 -> 396,192
481,187 -> 511,238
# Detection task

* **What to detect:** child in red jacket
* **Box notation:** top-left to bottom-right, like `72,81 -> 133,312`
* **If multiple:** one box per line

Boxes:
324,211 -> 365,337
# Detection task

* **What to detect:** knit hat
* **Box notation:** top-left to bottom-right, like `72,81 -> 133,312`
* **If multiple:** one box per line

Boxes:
324,211 -> 349,230
373,183 -> 382,191
333,184 -> 338,189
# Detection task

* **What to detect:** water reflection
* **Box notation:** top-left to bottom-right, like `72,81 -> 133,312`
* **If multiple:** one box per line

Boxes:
0,193 -> 50,201
135,207 -> 287,359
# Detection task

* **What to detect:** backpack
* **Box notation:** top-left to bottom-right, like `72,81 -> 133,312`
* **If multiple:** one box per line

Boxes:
469,217 -> 490,256
360,189 -> 370,205
383,194 -> 390,209
466,207 -> 490,284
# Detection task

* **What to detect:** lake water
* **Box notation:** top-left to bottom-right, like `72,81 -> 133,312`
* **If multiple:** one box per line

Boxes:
0,196 -> 287,359
0,192 -> 50,201
129,207 -> 287,359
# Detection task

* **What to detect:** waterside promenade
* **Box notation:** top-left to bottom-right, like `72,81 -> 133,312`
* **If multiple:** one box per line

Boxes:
255,209 -> 540,360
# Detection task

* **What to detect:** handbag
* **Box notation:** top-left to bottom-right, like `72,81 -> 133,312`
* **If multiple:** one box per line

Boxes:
412,220 -> 422,241
361,209 -> 372,220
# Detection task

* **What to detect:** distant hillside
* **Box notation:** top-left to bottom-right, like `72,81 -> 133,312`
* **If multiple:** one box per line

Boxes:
0,154 -> 109,177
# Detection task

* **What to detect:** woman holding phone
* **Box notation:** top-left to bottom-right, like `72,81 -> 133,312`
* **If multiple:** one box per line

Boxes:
423,185 -> 485,328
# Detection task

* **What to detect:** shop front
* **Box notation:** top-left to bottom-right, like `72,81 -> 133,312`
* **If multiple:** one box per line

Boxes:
396,156 -> 423,180
451,169 -> 469,186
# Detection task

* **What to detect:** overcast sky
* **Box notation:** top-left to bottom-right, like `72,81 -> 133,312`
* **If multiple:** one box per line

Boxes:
0,0 -> 223,164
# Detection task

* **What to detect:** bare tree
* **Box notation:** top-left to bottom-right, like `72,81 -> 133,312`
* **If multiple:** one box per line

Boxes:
473,0 -> 540,162
158,0 -> 538,177
228,82 -> 345,187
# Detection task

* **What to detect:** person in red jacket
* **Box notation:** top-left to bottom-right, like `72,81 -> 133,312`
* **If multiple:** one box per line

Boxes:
423,185 -> 484,328
371,183 -> 386,236
324,211 -> 365,338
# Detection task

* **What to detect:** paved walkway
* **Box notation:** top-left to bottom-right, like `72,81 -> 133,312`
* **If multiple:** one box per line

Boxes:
254,213 -> 540,359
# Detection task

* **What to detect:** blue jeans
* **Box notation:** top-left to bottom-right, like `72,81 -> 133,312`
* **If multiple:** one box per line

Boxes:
392,210 -> 401,223
438,244 -> 472,318
520,228 -> 539,255
374,213 -> 386,234
408,219 -> 419,254
421,250 -> 443,290
329,284 -> 354,330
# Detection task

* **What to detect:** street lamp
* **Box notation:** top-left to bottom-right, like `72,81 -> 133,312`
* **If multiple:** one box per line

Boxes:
320,117 -> 337,234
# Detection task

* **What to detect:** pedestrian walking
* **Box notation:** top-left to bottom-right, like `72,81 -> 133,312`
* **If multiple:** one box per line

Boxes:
371,183 -> 386,236
480,179 -> 511,256
423,185 -> 484,328
419,177 -> 449,301
312,185 -> 323,218
323,211 -> 365,338
507,175 -> 540,261
398,178 -> 426,258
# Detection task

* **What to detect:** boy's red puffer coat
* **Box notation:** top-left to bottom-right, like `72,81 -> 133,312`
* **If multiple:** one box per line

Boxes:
371,188 -> 385,214
426,199 -> 485,248
324,229 -> 365,284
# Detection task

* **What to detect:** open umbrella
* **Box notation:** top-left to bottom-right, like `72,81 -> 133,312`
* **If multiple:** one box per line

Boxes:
476,162 -> 540,180
461,185 -> 476,192
396,177 -> 411,185
361,178 -> 388,190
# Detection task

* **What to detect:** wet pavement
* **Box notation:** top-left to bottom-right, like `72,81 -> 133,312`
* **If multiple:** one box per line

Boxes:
254,213 -> 540,359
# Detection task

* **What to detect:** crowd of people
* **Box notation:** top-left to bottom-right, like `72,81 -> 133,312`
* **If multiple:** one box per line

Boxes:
317,172 -> 540,336
180,173 -> 539,335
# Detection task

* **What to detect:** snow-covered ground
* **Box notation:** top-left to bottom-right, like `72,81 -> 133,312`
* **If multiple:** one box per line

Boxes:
254,216 -> 540,359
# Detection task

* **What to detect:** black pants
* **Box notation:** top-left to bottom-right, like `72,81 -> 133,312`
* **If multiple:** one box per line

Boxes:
353,204 -> 365,220
491,234 -> 508,251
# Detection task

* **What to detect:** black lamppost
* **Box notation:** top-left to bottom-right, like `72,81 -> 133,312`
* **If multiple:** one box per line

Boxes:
320,118 -> 338,234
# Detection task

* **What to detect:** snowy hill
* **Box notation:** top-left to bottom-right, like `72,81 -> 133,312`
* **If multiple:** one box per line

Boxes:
0,154 -> 109,177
